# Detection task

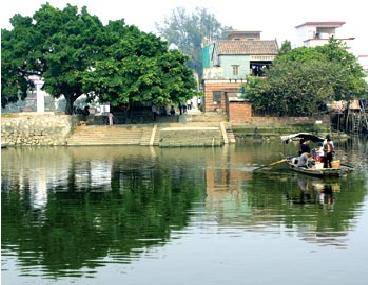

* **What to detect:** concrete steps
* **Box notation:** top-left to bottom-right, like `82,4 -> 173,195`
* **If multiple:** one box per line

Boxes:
158,126 -> 224,147
139,127 -> 153,146
153,131 -> 160,146
226,125 -> 236,144
66,123 -> 230,147
67,126 -> 144,146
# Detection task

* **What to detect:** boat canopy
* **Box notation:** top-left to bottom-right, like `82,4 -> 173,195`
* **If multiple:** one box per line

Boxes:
280,133 -> 324,143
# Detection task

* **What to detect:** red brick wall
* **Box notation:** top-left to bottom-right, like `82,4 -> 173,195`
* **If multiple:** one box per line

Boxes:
203,81 -> 243,112
228,101 -> 252,123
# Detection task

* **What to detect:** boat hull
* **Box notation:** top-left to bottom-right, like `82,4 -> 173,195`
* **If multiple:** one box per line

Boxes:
286,161 -> 352,177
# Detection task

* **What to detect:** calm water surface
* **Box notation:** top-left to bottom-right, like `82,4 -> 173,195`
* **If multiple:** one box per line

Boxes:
2,141 -> 368,285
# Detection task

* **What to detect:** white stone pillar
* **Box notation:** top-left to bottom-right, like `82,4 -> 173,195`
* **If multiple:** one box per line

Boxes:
192,96 -> 198,109
34,79 -> 45,113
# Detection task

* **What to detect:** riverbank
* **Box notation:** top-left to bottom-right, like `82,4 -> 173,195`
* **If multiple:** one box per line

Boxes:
1,112 -> 340,147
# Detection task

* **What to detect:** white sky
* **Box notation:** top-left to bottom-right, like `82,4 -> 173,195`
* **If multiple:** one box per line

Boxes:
1,0 -> 367,55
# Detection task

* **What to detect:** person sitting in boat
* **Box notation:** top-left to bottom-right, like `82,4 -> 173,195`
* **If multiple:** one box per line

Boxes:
297,152 -> 312,168
298,139 -> 311,156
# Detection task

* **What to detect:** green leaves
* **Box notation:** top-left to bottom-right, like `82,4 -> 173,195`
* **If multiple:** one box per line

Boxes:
2,3 -> 104,113
2,3 -> 196,113
245,39 -> 368,116
82,25 -> 197,107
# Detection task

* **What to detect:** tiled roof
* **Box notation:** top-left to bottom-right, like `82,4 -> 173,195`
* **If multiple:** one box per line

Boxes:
215,40 -> 278,55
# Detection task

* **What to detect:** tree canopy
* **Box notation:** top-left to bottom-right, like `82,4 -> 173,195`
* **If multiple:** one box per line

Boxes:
1,3 -> 197,114
278,40 -> 292,55
82,21 -> 196,108
1,15 -> 37,108
244,40 -> 367,116
156,7 -> 231,76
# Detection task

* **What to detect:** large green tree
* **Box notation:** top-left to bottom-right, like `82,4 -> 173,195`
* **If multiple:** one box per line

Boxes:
156,7 -> 231,76
244,40 -> 367,116
2,4 -> 197,114
1,3 -> 104,114
82,21 -> 197,110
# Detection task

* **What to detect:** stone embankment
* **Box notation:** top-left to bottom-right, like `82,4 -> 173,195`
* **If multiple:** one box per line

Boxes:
231,116 -> 331,141
1,113 -> 73,146
1,113 -> 332,147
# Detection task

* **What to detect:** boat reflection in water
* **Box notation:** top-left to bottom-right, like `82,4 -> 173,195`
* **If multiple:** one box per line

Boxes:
291,177 -> 339,208
1,144 -> 367,282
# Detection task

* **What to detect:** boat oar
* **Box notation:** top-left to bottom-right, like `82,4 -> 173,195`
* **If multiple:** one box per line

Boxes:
254,159 -> 288,171
340,163 -> 354,169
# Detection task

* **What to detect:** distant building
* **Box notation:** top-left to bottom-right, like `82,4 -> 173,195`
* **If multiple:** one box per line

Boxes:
201,30 -> 278,113
295,21 -> 354,48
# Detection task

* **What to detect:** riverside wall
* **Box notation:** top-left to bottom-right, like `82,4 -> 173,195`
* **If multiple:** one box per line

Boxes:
159,127 -> 224,147
1,113 -> 74,146
231,116 -> 331,141
1,113 -> 332,147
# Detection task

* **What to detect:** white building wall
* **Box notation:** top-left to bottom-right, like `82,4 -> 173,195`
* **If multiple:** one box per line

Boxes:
296,23 -> 354,49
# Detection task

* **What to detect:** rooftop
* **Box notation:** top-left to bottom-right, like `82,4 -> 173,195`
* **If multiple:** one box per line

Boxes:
227,30 -> 262,34
295,21 -> 345,28
215,40 -> 278,55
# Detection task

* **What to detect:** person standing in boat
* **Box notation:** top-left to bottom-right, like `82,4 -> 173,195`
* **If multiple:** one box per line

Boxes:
313,142 -> 325,163
323,136 -> 334,168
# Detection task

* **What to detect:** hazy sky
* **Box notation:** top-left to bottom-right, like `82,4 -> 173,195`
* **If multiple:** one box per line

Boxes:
1,0 -> 367,54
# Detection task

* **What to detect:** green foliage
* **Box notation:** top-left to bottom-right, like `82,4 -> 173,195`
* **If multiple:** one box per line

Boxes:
278,40 -> 292,55
156,7 -> 231,76
244,39 -> 367,116
1,16 -> 36,107
1,3 -> 103,113
2,4 -> 196,114
82,20 -> 197,107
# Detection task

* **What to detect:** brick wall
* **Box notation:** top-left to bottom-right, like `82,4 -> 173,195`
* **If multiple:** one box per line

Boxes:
228,101 -> 252,123
203,80 -> 244,112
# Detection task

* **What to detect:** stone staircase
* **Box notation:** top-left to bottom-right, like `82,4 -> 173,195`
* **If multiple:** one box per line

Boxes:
66,123 -> 234,147
153,129 -> 161,146
67,125 -> 144,146
226,124 -> 236,143
139,125 -> 155,146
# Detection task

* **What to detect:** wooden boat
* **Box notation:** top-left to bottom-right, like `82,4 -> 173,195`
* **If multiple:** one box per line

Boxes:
286,158 -> 353,177
280,133 -> 353,177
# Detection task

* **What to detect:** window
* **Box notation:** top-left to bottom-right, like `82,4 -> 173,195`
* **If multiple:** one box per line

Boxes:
232,65 -> 239,76
213,91 -> 221,104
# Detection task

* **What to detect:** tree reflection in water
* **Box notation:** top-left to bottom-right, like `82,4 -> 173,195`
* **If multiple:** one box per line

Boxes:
1,147 -> 205,277
1,143 -> 367,278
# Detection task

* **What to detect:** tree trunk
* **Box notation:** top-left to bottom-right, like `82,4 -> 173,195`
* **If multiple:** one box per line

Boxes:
64,95 -> 77,115
128,99 -> 133,118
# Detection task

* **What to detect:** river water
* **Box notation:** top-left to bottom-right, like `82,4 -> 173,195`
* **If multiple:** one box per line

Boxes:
2,140 -> 368,285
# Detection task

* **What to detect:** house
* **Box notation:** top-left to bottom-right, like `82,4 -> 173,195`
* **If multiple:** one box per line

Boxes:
201,30 -> 278,114
295,21 -> 354,48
